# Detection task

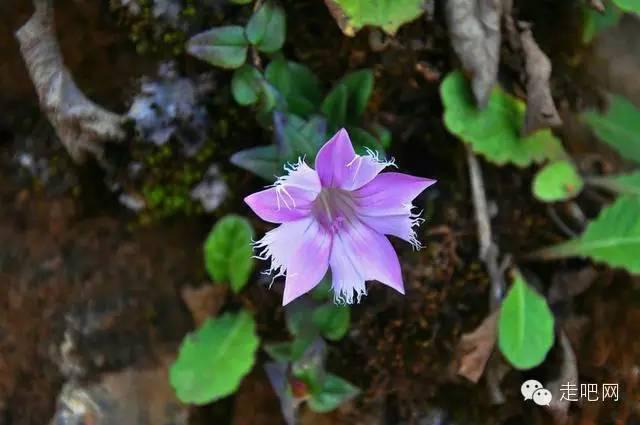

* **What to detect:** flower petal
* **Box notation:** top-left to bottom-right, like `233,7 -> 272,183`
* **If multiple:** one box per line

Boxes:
254,217 -> 316,279
283,219 -> 332,305
342,148 -> 395,191
329,219 -> 403,303
359,213 -> 423,248
245,162 -> 321,223
315,129 -> 394,190
315,128 -> 356,188
353,172 -> 436,216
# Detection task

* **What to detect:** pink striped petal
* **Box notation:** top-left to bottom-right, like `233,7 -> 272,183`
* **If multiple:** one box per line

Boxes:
315,128 -> 356,188
244,162 -> 321,223
282,219 -> 332,305
254,217 -> 317,279
354,172 -> 436,216
315,128 -> 393,190
329,219 -> 403,303
359,213 -> 422,248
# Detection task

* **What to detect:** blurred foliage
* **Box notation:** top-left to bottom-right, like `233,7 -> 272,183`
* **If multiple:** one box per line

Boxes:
582,94 -> 640,164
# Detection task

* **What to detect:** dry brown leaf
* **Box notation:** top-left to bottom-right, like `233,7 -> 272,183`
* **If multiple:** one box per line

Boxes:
545,331 -> 577,425
15,0 -> 125,163
520,25 -> 562,135
180,284 -> 228,327
456,311 -> 499,383
446,0 -> 502,107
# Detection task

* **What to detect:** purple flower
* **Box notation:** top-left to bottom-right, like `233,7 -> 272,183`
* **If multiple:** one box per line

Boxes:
245,129 -> 436,305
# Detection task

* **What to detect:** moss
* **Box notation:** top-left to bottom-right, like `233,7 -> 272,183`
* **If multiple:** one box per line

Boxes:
128,136 -> 221,223
109,0 -> 197,56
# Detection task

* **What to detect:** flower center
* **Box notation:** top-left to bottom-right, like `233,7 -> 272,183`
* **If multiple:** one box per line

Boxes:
312,188 -> 357,233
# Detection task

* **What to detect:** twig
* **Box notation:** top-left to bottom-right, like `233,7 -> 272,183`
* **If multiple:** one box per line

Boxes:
546,204 -> 578,238
250,0 -> 264,70
465,147 -> 506,311
465,147 -> 507,404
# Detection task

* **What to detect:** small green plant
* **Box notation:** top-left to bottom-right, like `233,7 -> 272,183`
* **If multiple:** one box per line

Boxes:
186,1 -> 390,181
262,277 -> 359,419
531,93 -> 640,274
171,214 -> 259,405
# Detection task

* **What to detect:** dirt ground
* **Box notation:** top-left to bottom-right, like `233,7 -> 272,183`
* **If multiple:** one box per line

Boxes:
2,1 -> 640,424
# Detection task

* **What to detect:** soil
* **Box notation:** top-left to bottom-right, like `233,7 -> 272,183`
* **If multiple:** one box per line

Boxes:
2,1 -> 640,425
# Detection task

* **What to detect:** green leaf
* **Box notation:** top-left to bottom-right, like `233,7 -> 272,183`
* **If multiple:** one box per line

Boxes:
613,0 -> 640,13
187,26 -> 248,69
264,342 -> 293,362
311,275 -> 332,301
532,160 -> 584,202
245,0 -> 286,53
276,114 -> 326,159
582,2 -> 621,44
170,311 -> 259,404
532,195 -> 640,273
339,69 -> 374,121
257,81 -> 279,113
231,65 -> 263,106
582,94 -> 640,163
307,374 -> 360,413
322,70 -> 374,130
321,84 -> 348,133
230,0 -> 253,4
265,58 -> 323,116
498,273 -> 555,370
349,127 -> 385,153
441,71 -> 565,167
204,215 -> 254,292
291,333 -> 317,361
324,0 -> 425,36
312,304 -> 350,341
587,171 -> 640,195
230,145 -> 281,181
370,123 -> 392,149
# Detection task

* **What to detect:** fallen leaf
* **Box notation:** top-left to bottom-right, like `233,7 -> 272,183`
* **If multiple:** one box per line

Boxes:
456,311 -> 498,383
180,284 -> 228,327
545,331 -> 577,425
15,0 -> 125,163
445,0 -> 502,107
519,25 -> 562,135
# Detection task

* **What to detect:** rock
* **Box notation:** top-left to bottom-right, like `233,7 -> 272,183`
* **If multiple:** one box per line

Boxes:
51,355 -> 187,425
